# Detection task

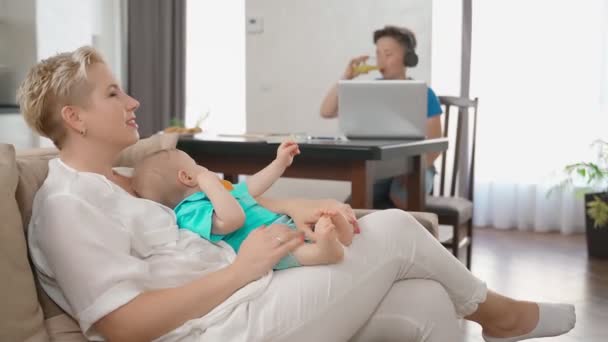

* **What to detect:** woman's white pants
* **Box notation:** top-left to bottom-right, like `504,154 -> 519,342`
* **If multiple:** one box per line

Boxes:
205,209 -> 487,341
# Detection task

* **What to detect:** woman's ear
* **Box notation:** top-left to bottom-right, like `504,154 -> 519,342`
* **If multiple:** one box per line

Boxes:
60,105 -> 86,134
177,169 -> 198,187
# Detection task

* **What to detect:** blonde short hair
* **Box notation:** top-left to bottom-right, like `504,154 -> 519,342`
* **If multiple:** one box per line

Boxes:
17,46 -> 105,148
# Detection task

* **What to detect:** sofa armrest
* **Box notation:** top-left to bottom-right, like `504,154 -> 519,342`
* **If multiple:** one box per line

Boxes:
354,209 -> 439,238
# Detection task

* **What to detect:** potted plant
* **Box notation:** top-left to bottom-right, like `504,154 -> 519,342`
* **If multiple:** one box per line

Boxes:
553,139 -> 608,258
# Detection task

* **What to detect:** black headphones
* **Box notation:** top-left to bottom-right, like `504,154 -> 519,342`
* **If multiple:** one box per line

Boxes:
374,26 -> 419,68
400,28 -> 419,68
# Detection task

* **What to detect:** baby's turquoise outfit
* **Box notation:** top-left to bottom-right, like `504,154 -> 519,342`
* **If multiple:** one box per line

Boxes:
174,182 -> 300,270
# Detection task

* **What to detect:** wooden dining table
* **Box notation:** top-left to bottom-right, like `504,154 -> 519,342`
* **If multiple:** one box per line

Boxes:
178,135 -> 448,210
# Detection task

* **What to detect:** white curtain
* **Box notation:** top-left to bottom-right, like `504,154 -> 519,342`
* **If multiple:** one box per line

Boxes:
432,0 -> 608,234
466,0 -> 608,234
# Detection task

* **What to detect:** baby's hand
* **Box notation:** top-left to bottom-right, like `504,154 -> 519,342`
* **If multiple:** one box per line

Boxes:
196,166 -> 222,188
276,141 -> 300,168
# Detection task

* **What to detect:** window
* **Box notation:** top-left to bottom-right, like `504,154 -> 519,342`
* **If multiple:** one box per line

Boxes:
185,0 -> 246,134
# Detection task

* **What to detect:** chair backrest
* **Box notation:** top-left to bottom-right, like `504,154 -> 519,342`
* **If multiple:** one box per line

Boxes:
435,96 -> 479,201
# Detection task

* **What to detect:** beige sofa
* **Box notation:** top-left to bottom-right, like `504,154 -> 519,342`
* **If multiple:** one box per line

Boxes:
0,134 -> 438,341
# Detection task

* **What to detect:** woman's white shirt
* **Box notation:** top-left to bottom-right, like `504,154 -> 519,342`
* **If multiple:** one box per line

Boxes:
27,158 -> 272,341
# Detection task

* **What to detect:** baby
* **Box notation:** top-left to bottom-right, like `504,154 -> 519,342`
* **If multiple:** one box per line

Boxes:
132,141 -> 355,270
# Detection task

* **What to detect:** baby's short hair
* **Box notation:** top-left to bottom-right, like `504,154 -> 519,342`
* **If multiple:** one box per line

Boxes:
132,149 -> 183,205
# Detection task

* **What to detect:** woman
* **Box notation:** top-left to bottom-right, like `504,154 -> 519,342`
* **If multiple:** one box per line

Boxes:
20,46 -> 574,341
320,26 -> 442,209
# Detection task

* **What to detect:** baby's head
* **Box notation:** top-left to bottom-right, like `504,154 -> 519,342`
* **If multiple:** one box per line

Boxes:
133,149 -> 200,208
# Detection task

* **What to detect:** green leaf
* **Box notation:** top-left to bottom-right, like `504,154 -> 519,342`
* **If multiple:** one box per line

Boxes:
169,118 -> 185,127
547,140 -> 608,198
577,168 -> 586,178
587,196 -> 608,229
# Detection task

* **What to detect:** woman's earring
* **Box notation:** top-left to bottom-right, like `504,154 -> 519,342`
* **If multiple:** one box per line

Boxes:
80,128 -> 87,136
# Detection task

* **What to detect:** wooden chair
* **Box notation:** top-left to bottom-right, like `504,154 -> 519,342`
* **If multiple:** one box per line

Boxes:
425,96 -> 479,269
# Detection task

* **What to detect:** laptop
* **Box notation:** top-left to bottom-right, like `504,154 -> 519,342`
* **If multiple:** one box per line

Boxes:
338,80 -> 427,140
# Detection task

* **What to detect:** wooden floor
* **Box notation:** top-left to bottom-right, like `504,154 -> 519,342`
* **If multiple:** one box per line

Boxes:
461,227 -> 608,342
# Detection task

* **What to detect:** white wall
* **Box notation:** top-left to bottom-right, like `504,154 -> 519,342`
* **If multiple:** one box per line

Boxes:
36,0 -> 124,79
92,0 -> 126,87
245,0 -> 433,199
36,0 -> 93,61
35,0 -> 125,147
431,0 -> 462,96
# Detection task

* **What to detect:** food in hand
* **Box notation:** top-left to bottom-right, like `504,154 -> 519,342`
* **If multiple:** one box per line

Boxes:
163,126 -> 203,134
221,179 -> 234,190
164,114 -> 208,134
354,64 -> 379,74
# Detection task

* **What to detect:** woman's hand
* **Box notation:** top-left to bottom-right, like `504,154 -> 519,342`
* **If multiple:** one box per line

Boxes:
231,224 -> 304,283
342,55 -> 369,80
284,199 -> 323,236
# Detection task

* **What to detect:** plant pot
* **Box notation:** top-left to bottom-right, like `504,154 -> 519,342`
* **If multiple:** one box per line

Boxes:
584,192 -> 608,259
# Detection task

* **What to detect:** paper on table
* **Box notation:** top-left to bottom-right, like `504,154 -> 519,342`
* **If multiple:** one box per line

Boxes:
265,135 -> 308,143
218,132 -> 308,143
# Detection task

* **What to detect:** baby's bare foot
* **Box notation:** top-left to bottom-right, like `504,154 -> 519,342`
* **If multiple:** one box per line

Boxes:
315,209 -> 354,246
315,216 -> 337,240
316,208 -> 337,219
330,212 -> 354,246
313,216 -> 344,262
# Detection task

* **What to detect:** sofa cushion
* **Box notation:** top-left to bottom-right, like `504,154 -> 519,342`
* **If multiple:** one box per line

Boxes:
0,144 -> 48,342
44,314 -> 87,342
15,148 -> 59,236
16,148 -> 68,322
114,132 -> 179,167
16,133 -> 180,236
0,133 -> 179,341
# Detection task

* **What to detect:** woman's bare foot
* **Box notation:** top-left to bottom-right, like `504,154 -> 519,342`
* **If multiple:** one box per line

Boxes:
316,209 -> 355,246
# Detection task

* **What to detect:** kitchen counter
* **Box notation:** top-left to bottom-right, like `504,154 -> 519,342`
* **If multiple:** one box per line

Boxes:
0,105 -> 20,115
